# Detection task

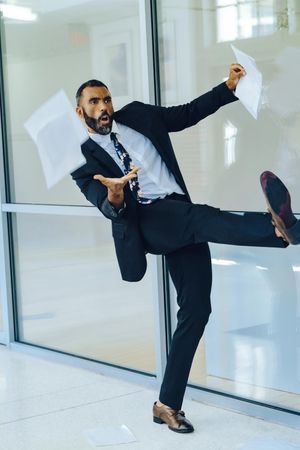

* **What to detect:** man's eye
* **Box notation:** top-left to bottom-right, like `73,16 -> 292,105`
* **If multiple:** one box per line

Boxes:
104,98 -> 111,103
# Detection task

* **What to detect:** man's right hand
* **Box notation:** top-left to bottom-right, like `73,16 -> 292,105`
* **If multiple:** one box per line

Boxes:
226,63 -> 246,91
93,166 -> 139,209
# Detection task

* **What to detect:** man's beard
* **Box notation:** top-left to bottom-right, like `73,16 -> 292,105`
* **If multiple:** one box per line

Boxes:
82,108 -> 113,135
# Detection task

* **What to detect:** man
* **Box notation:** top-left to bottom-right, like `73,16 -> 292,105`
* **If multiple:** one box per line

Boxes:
71,64 -> 300,434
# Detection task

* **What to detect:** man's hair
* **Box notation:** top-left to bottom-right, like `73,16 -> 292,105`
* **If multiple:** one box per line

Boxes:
75,79 -> 108,105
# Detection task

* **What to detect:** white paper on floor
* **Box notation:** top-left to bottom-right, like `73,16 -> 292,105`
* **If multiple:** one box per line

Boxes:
24,89 -> 88,189
240,437 -> 300,450
83,424 -> 137,447
231,44 -> 262,120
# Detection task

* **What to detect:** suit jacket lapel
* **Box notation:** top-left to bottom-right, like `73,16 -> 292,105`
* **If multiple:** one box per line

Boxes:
82,138 -> 124,178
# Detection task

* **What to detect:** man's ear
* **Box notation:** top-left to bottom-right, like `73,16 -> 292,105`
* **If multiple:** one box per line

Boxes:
76,106 -> 83,118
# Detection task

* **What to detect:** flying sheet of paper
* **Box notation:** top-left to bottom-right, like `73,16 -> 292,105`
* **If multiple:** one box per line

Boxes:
231,44 -> 262,119
24,90 -> 88,189
83,424 -> 137,447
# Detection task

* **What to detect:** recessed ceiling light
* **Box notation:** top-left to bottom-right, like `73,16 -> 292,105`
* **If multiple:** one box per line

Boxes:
0,4 -> 37,21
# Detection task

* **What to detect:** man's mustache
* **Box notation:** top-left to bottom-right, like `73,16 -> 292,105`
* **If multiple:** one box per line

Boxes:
98,112 -> 113,120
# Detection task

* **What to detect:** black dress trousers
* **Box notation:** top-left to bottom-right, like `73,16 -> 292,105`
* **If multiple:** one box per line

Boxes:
138,195 -> 287,410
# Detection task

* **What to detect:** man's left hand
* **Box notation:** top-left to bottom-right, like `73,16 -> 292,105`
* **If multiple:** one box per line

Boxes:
226,63 -> 246,91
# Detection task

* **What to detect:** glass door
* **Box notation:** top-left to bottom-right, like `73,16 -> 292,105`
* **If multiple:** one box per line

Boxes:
157,0 -> 300,413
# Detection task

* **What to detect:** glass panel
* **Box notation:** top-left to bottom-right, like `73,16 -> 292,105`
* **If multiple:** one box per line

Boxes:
158,0 -> 300,411
1,0 -> 143,204
189,243 -> 300,411
13,213 -> 156,373
0,288 -> 3,332
157,0 -> 300,212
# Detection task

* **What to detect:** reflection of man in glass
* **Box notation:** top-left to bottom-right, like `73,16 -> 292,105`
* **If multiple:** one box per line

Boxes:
72,64 -> 300,433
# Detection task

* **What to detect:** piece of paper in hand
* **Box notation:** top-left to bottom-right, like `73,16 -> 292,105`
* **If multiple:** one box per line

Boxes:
24,90 -> 88,188
231,44 -> 262,119
83,424 -> 137,447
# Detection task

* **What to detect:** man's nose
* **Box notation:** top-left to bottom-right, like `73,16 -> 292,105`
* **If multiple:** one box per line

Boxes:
98,101 -> 107,112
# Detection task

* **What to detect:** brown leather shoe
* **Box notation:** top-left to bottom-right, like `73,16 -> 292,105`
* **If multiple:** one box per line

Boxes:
152,401 -> 194,433
260,171 -> 300,244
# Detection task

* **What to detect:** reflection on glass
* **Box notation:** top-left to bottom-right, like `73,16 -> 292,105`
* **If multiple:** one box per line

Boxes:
224,121 -> 237,168
217,0 -> 275,42
1,0 -> 143,205
190,244 -> 300,411
211,258 -> 237,266
106,43 -> 129,96
13,213 -> 156,374
158,1 -> 300,212
217,5 -> 238,42
0,290 -> 3,332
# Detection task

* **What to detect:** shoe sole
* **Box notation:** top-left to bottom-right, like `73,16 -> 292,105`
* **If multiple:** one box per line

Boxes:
263,195 -> 294,244
153,416 -> 194,433
153,416 -> 164,424
260,171 -> 297,244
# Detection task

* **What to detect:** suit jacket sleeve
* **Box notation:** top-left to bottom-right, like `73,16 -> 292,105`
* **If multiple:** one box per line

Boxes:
153,82 -> 238,132
71,168 -> 126,221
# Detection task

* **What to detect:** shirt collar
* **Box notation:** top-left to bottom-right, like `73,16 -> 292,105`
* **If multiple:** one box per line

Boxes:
88,121 -> 120,148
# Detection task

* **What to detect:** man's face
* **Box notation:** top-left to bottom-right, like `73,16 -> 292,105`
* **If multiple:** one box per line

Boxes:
76,86 -> 114,135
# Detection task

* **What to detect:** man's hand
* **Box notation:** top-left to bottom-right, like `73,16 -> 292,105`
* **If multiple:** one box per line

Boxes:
226,63 -> 246,91
93,166 -> 139,209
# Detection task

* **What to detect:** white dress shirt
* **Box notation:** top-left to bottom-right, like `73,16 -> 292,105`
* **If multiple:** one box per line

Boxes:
88,121 -> 185,200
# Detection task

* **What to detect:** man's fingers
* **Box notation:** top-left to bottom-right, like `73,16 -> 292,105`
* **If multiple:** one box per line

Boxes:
124,166 -> 139,177
93,174 -> 105,182
120,167 -> 139,184
123,169 -> 139,182
128,165 -> 140,174
94,174 -> 111,187
94,167 -> 139,187
125,172 -> 138,181
231,63 -> 246,76
231,63 -> 244,70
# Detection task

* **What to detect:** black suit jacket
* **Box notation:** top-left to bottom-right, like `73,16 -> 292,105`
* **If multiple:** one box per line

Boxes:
71,82 -> 237,281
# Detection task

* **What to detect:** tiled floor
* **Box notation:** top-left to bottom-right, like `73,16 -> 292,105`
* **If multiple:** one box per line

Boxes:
0,344 -> 300,450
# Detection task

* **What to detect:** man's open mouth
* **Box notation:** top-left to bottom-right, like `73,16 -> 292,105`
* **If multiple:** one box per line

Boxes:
99,113 -> 110,125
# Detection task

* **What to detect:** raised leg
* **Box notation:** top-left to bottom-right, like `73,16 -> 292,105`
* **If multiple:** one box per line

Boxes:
139,198 -> 288,256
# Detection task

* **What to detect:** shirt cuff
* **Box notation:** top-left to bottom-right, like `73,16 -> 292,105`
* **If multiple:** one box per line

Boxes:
109,201 -> 126,215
